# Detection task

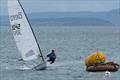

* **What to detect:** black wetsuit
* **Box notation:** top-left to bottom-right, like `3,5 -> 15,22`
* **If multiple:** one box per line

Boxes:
47,52 -> 56,64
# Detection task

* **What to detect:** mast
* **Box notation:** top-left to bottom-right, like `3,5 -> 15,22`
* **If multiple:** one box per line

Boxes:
17,0 -> 45,62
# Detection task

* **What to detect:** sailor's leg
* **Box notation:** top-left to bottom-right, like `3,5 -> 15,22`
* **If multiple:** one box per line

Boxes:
50,58 -> 55,64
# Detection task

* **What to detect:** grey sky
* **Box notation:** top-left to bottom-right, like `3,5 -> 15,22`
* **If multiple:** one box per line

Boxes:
0,0 -> 120,15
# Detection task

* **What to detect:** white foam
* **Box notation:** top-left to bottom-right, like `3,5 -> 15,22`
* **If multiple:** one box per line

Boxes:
104,71 -> 111,78
2,65 -> 31,70
19,65 -> 31,70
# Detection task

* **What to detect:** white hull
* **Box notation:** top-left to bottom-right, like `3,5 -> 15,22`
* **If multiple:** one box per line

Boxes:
33,62 -> 47,70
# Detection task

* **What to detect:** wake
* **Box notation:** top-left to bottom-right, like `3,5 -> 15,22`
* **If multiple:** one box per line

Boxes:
1,59 -> 83,71
1,65 -> 31,71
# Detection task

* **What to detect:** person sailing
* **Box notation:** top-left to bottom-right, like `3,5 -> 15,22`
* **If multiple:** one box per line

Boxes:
47,49 -> 56,64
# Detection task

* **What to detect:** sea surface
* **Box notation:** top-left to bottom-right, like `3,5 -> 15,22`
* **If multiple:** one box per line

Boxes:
0,26 -> 120,80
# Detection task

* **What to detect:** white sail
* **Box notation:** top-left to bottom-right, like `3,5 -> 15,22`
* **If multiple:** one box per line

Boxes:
8,0 -> 46,70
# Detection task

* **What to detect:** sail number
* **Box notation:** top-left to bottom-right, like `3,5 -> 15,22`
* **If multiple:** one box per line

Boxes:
12,24 -> 22,36
10,12 -> 23,21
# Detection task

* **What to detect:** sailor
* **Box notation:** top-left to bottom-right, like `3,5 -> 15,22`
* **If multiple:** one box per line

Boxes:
47,49 -> 56,64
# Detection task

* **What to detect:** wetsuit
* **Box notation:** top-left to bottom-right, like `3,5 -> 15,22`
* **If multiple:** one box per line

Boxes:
47,52 -> 56,64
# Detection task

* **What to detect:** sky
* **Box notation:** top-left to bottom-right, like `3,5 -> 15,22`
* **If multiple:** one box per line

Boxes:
0,0 -> 120,16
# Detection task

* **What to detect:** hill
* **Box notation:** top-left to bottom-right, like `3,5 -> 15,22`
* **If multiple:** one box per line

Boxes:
0,8 -> 119,26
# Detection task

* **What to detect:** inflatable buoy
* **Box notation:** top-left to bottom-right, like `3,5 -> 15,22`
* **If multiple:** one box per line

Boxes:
85,51 -> 119,72
85,51 -> 106,67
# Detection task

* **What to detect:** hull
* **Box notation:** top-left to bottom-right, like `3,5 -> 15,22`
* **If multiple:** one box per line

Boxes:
33,62 -> 47,70
86,64 -> 119,72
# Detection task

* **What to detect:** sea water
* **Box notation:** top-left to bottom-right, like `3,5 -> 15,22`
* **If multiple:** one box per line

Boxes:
0,26 -> 120,80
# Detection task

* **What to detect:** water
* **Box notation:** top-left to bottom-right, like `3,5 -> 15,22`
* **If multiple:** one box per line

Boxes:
0,26 -> 120,80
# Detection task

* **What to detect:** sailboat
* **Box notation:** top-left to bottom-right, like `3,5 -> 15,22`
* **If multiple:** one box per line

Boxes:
8,0 -> 46,70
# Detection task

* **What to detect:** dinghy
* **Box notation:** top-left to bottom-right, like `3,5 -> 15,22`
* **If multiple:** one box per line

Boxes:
8,0 -> 46,70
85,52 -> 119,72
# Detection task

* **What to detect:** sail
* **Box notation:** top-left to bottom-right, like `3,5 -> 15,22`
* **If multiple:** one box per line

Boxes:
8,0 -> 46,69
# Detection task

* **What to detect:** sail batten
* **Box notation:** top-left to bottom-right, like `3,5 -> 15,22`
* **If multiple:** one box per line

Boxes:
8,0 -> 46,70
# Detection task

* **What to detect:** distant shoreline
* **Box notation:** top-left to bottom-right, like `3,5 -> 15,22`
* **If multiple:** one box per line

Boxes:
0,8 -> 120,26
